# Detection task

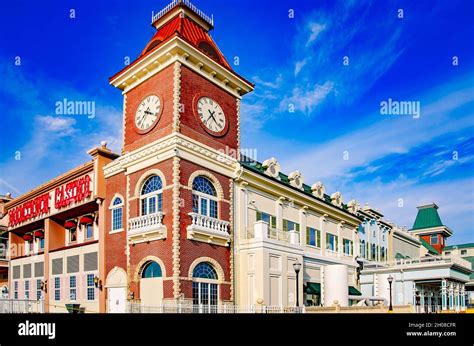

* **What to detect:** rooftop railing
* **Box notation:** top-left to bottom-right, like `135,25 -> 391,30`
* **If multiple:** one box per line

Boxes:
151,0 -> 214,26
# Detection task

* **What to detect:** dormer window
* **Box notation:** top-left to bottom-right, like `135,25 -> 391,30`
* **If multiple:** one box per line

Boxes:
430,234 -> 438,245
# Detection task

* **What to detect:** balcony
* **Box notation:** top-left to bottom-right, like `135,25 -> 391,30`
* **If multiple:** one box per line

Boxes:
245,221 -> 301,247
186,213 -> 230,247
128,212 -> 167,244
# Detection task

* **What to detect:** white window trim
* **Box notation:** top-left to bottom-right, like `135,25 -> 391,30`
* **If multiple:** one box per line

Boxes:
69,275 -> 77,302
109,197 -> 125,233
53,276 -> 61,301
193,190 -> 219,219
85,272 -> 98,302
140,189 -> 163,216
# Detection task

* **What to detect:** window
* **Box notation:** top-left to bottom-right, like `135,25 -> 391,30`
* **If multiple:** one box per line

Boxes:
381,247 -> 385,260
14,281 -> 18,299
69,276 -> 77,301
192,262 -> 218,310
39,237 -> 44,251
69,228 -> 77,243
192,176 -> 218,219
141,176 -> 163,216
326,233 -> 338,252
24,281 -> 29,299
360,240 -> 366,258
371,244 -> 376,260
461,250 -> 467,255
306,227 -> 321,247
198,41 -> 220,62
283,219 -> 300,232
36,280 -> 42,300
343,239 -> 353,255
430,235 -> 438,245
54,277 -> 60,301
256,211 -> 276,228
87,274 -> 95,301
141,261 -> 162,278
85,224 -> 94,239
445,251 -> 451,255
111,197 -> 123,231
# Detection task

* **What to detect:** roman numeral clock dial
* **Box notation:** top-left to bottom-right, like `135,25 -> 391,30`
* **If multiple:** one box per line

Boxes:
134,95 -> 162,133
196,96 -> 227,136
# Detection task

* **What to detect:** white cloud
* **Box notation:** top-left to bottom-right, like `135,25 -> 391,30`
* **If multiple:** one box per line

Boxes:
306,23 -> 327,46
36,115 -> 76,135
279,81 -> 334,115
294,59 -> 307,76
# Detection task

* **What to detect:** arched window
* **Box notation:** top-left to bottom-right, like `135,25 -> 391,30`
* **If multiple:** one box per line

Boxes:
141,176 -> 163,216
111,197 -> 123,231
141,261 -> 162,278
192,262 -> 218,309
192,176 -> 218,218
192,262 -> 218,279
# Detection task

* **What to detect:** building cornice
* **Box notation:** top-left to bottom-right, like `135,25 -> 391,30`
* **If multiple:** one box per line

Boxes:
104,133 -> 239,178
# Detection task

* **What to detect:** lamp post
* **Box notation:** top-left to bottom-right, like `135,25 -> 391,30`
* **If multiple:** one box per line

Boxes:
387,275 -> 393,312
293,261 -> 302,308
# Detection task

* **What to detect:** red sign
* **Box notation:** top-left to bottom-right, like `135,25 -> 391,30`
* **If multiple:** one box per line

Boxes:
8,193 -> 50,227
54,175 -> 92,209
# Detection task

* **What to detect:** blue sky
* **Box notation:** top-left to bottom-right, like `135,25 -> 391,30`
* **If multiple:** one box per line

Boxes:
0,0 -> 473,244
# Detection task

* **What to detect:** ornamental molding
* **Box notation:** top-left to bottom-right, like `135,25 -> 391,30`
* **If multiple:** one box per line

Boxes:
187,257 -> 226,283
132,255 -> 168,282
347,199 -> 360,214
236,99 -> 241,149
172,61 -> 182,132
331,191 -> 343,207
311,182 -> 325,199
187,170 -> 225,200
228,178 -> 234,302
261,157 -> 281,179
288,170 -> 304,190
103,133 -> 238,178
132,168 -> 168,198
172,156 -> 181,298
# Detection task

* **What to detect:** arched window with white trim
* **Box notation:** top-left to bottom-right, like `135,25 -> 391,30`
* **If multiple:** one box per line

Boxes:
111,197 -> 123,231
192,262 -> 218,311
141,176 -> 163,216
192,176 -> 218,219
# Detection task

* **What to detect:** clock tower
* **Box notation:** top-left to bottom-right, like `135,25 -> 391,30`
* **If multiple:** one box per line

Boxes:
103,0 -> 254,311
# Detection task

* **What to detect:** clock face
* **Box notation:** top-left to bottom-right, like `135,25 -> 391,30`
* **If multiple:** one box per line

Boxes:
196,97 -> 227,134
135,95 -> 161,132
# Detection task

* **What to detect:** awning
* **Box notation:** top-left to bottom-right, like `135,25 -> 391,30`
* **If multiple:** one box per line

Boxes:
305,282 -> 321,295
348,286 -> 362,296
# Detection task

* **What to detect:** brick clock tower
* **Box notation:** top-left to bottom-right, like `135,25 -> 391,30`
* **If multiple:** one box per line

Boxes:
102,0 -> 253,312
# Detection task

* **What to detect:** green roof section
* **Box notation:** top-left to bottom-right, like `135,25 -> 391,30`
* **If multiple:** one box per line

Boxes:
239,159 -> 357,217
411,203 -> 443,230
305,282 -> 321,295
348,286 -> 362,296
419,238 -> 440,255
443,243 -> 474,251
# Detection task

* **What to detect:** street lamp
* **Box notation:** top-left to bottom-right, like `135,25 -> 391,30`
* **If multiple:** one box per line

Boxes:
387,275 -> 394,312
293,261 -> 302,308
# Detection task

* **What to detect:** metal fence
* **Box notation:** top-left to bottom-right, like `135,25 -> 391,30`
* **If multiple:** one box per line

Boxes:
0,299 -> 44,313
127,302 -> 305,314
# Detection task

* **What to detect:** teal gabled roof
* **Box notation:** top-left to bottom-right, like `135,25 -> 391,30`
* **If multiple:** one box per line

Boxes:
412,203 -> 443,230
419,238 -> 439,255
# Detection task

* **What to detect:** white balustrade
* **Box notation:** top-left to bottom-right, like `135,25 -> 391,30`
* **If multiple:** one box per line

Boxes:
128,212 -> 165,237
